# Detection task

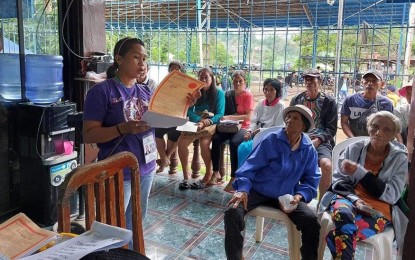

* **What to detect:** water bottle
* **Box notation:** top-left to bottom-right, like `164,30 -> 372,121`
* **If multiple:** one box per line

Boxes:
0,53 -> 22,101
25,54 -> 64,104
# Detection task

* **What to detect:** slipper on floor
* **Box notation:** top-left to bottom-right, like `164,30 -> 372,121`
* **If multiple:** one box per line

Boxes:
190,180 -> 206,189
207,175 -> 224,186
223,182 -> 235,193
179,180 -> 190,190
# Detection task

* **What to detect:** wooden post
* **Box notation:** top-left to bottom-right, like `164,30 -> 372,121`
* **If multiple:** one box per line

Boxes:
191,139 -> 201,178
168,149 -> 178,175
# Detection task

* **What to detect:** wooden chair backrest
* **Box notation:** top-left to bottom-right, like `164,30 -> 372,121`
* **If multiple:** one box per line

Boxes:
57,151 -> 145,254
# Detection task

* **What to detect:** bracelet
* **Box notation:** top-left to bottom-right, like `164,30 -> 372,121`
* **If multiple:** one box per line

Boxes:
116,124 -> 122,135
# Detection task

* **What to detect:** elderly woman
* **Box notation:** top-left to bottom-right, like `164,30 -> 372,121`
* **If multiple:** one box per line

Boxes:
224,105 -> 321,260
237,78 -> 285,167
177,67 -> 225,189
210,70 -> 255,192
318,111 -> 408,260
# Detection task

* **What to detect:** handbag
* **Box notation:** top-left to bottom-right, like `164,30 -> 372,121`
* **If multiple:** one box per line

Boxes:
217,90 -> 241,133
216,122 -> 241,133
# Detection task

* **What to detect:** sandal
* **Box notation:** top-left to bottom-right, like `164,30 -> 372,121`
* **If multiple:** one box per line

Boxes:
190,180 -> 206,190
178,180 -> 190,190
156,158 -> 170,173
223,181 -> 235,193
207,174 -> 224,185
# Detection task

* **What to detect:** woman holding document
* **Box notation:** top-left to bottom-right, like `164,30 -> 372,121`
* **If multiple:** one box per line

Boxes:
211,70 -> 255,193
83,37 -> 155,233
177,67 -> 225,190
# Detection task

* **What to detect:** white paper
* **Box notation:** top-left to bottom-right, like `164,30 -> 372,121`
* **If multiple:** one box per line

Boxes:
176,121 -> 198,132
21,221 -> 131,260
142,110 -> 188,128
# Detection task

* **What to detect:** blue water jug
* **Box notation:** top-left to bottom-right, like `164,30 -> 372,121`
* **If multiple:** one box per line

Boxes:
0,53 -> 22,101
25,54 -> 64,104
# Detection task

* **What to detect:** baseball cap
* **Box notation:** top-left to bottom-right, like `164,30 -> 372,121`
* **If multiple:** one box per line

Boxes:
363,69 -> 383,81
301,69 -> 321,79
387,85 -> 396,92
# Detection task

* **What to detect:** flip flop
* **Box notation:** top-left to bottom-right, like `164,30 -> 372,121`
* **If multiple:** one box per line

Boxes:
223,182 -> 235,193
207,175 -> 224,185
190,180 -> 206,189
178,180 -> 190,190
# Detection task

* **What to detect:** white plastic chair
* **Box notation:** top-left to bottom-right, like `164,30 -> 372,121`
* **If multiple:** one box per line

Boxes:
246,206 -> 301,260
318,136 -> 395,260
244,126 -> 301,260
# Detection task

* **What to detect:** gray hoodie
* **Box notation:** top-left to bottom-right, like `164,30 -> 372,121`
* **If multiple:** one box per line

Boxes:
318,139 -> 408,251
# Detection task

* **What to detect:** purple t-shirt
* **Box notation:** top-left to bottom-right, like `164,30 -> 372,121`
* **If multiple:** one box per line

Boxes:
83,78 -> 156,180
341,92 -> 394,118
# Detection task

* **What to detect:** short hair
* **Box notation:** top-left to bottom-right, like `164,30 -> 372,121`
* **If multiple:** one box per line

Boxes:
232,70 -> 246,80
263,78 -> 283,98
168,61 -> 185,73
366,111 -> 401,135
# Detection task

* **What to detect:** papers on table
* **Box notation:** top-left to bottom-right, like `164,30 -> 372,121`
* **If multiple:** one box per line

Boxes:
142,70 -> 205,128
21,221 -> 131,260
0,213 -> 57,259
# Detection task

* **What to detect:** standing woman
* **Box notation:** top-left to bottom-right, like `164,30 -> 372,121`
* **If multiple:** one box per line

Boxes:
177,67 -> 225,189
83,37 -> 155,230
211,70 -> 255,192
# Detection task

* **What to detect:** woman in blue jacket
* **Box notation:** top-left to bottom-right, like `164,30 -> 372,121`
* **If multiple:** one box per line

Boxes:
224,105 -> 321,260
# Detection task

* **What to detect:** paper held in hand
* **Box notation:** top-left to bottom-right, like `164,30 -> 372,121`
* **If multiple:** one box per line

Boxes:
142,70 -> 205,128
0,213 -> 57,259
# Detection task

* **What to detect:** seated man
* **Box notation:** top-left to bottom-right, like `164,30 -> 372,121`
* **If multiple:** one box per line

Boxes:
224,105 -> 321,260
290,68 -> 337,199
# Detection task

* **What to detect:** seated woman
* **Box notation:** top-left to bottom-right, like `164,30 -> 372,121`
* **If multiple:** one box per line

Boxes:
237,78 -> 285,167
318,111 -> 408,259
210,70 -> 255,192
154,61 -> 186,172
224,105 -> 320,260
177,67 -> 225,189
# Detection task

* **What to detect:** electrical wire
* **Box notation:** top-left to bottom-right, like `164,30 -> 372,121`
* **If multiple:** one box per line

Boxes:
61,0 -> 89,59
35,0 -> 51,54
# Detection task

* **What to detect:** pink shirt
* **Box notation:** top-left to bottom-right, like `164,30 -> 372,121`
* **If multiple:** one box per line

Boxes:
235,90 -> 254,129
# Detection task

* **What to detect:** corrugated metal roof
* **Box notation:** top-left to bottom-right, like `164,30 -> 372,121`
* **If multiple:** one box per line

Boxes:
105,0 -> 412,29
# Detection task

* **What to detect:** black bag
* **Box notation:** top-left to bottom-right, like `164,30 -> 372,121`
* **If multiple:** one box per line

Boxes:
217,90 -> 241,133
216,123 -> 241,133
224,90 -> 237,115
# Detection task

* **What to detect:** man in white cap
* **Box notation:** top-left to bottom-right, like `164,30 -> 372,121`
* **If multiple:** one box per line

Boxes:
224,104 -> 320,260
340,69 -> 393,137
290,68 -> 337,201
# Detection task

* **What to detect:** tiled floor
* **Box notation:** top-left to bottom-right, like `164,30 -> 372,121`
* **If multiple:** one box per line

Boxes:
143,171 -> 377,260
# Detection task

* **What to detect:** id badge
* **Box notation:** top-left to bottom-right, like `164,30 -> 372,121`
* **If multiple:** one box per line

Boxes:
142,134 -> 157,164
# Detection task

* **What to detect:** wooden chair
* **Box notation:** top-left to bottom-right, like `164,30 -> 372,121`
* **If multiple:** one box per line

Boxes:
57,151 -> 145,255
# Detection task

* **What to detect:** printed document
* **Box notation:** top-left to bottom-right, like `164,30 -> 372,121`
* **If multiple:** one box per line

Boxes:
0,213 -> 56,259
142,70 -> 205,128
21,221 -> 131,260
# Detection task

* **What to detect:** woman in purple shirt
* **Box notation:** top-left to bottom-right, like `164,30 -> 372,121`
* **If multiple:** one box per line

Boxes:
83,37 -> 155,233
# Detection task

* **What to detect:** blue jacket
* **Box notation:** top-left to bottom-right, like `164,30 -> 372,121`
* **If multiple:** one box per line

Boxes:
233,128 -> 320,203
